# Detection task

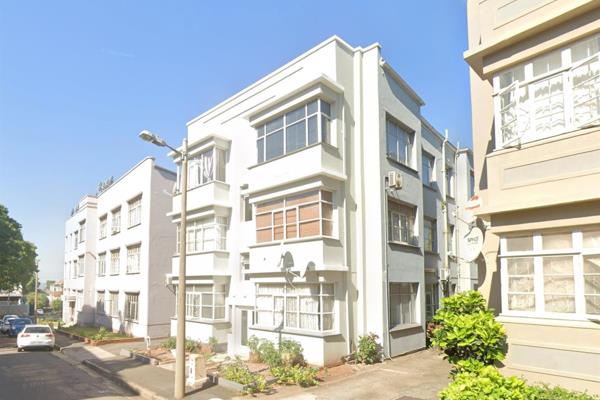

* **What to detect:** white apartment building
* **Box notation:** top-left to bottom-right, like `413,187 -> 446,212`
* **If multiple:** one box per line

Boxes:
63,157 -> 176,337
166,36 -> 475,366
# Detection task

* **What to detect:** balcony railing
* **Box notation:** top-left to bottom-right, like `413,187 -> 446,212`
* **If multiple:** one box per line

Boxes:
495,53 -> 600,149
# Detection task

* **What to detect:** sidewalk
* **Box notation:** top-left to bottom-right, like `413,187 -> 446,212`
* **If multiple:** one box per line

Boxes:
55,333 -> 236,400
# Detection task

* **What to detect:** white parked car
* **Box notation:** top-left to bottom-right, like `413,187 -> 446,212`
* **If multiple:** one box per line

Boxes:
17,325 -> 55,351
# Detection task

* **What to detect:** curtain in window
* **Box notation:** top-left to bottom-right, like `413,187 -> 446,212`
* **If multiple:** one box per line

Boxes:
543,256 -> 575,313
572,54 -> 600,127
584,256 -> 600,314
507,257 -> 535,311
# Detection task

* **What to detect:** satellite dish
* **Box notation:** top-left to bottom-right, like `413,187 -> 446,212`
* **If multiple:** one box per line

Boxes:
280,251 -> 294,272
463,227 -> 484,262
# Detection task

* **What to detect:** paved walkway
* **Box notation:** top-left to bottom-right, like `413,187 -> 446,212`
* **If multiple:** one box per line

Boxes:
261,349 -> 451,400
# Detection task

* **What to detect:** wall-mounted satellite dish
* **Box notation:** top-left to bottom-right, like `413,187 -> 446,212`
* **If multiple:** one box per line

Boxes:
280,251 -> 294,272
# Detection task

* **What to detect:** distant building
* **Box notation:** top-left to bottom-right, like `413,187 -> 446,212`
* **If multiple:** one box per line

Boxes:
0,287 -> 28,316
47,280 -> 63,304
62,157 -> 176,338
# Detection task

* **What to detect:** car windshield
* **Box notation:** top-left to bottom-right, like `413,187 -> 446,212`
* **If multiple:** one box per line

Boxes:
24,326 -> 51,333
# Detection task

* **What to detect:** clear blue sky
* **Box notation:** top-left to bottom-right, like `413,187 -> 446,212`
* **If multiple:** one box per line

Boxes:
0,1 -> 471,283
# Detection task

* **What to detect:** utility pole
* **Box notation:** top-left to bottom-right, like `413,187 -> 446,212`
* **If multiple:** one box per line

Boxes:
34,260 -> 39,323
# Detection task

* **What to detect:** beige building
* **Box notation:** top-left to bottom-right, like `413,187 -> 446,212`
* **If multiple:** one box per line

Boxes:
465,0 -> 600,393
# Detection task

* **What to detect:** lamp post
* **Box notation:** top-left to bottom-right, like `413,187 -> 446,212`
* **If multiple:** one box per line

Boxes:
139,130 -> 188,399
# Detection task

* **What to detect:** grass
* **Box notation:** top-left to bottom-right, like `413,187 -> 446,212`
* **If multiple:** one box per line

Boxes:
60,325 -> 128,339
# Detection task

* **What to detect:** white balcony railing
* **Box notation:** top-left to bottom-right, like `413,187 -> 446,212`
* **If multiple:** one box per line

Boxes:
495,53 -> 600,149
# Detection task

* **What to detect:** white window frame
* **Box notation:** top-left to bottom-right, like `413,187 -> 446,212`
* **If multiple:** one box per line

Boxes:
176,216 -> 228,254
77,255 -> 85,277
256,99 -> 332,164
111,208 -> 121,234
500,228 -> 600,319
176,284 -> 226,321
99,216 -> 107,239
493,33 -> 600,149
253,283 -> 335,333
389,208 -> 416,246
124,293 -> 139,322
110,249 -> 120,275
127,196 -> 142,228
97,252 -> 106,276
424,218 -> 437,253
79,220 -> 86,242
255,190 -> 334,244
96,291 -> 105,314
386,118 -> 413,167
126,244 -> 141,274
389,282 -> 419,328
422,152 -> 435,186
183,147 -> 226,191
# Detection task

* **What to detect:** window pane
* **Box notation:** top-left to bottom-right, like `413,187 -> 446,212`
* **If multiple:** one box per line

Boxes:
543,256 -> 575,313
321,116 -> 330,143
584,229 -> 600,248
285,120 -> 306,153
286,106 -> 305,125
265,129 -> 284,160
320,100 -> 331,116
307,100 -> 318,115
507,258 -> 535,311
257,138 -> 264,163
299,221 -> 320,237
584,256 -> 600,315
506,236 -> 533,252
266,116 -> 283,133
533,50 -> 562,76
256,125 -> 265,138
307,116 -> 318,145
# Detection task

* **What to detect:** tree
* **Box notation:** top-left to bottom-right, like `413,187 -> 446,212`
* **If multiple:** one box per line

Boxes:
0,205 -> 38,292
26,292 -> 48,308
52,298 -> 63,312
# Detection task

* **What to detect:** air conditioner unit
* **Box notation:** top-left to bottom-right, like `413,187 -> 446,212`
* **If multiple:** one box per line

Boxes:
387,171 -> 403,190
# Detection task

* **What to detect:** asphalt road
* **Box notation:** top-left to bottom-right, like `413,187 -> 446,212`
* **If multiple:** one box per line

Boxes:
0,346 -> 142,400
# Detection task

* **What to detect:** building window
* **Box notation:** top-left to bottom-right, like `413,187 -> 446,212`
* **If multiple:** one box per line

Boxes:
424,219 -> 437,253
97,253 -> 106,276
255,190 -> 333,244
255,283 -> 334,332
422,152 -> 435,186
77,255 -> 85,277
388,201 -> 416,245
389,283 -> 418,327
243,196 -> 253,222
256,99 -> 331,164
185,147 -> 226,190
106,291 -> 119,317
96,291 -> 105,314
110,249 -> 120,275
447,224 -> 455,255
386,118 -> 413,166
124,293 -> 139,321
241,253 -> 250,281
128,196 -> 142,228
76,290 -> 83,311
469,170 -> 475,198
177,284 -> 226,320
176,217 -> 228,253
99,215 -> 107,239
111,208 -> 121,234
446,166 -> 454,197
425,283 -> 439,321
79,220 -> 86,242
501,228 -> 600,317
493,33 -> 600,149
73,231 -> 78,250
126,244 -> 141,274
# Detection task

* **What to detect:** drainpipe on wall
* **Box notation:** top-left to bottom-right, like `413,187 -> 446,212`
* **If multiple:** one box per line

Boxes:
382,177 -> 392,360
454,142 -> 461,292
341,99 -> 353,357
441,130 -> 450,297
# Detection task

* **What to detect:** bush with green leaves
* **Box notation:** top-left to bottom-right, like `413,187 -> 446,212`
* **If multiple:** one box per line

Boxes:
92,326 -> 109,341
528,385 -> 599,400
440,365 -> 530,400
434,290 -> 488,318
271,364 -> 319,387
279,339 -> 305,366
162,336 -> 200,353
258,339 -> 282,367
220,358 -> 269,394
431,309 -> 506,365
355,333 -> 382,364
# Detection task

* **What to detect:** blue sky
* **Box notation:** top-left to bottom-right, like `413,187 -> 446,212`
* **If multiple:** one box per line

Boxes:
0,1 -> 471,282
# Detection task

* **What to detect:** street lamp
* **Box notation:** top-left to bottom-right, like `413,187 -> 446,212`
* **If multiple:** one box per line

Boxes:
139,130 -> 188,399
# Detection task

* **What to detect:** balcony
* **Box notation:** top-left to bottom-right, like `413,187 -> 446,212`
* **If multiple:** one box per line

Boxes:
172,251 -> 230,277
248,237 -> 345,275
246,144 -> 344,195
171,181 -> 230,215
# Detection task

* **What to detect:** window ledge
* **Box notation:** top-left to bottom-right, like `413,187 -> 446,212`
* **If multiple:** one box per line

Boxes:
389,323 -> 421,333
111,231 -> 120,236
249,325 -> 341,338
388,241 -> 420,249
172,249 -> 229,258
498,314 -> 600,330
250,235 -> 340,249
386,156 -> 418,174
126,271 -> 141,275
128,223 -> 141,230
172,317 -> 229,325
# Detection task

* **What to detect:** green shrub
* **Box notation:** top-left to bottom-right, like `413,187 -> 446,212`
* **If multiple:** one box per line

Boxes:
279,339 -> 304,366
431,310 -> 506,365
355,333 -> 382,364
220,358 -> 269,394
92,326 -> 109,341
440,365 -> 530,400
528,385 -> 599,400
433,290 -> 488,318
258,339 -> 282,367
51,298 -> 63,312
450,359 -> 485,376
208,336 -> 218,347
162,337 -> 199,353
247,335 -> 260,353
271,364 -> 319,387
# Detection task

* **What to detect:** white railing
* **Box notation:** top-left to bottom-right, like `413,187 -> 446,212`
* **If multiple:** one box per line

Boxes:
494,53 -> 600,149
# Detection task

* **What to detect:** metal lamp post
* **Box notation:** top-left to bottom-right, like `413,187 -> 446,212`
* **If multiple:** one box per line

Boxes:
139,130 -> 188,399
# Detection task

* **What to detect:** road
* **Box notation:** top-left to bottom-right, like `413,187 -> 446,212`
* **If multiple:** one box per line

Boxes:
0,345 -> 142,400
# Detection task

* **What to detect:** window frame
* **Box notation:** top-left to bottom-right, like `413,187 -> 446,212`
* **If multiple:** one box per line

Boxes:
500,228 -> 600,319
124,293 -> 139,322
176,284 -> 227,321
99,215 -> 107,240
110,249 -> 120,275
256,99 -> 332,164
492,33 -> 600,149
176,216 -> 228,254
389,282 -> 419,328
386,118 -> 414,167
127,196 -> 142,228
111,207 -> 121,235
126,244 -> 141,274
424,218 -> 437,253
97,252 -> 106,276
